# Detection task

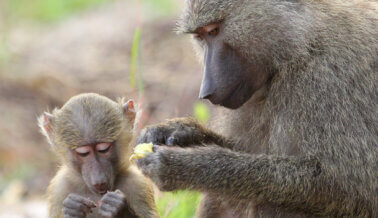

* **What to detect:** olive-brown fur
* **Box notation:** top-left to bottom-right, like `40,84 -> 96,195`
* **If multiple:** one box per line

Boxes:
137,0 -> 377,217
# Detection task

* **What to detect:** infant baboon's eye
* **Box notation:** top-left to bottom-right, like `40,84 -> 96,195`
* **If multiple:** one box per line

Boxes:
96,143 -> 111,153
75,146 -> 91,157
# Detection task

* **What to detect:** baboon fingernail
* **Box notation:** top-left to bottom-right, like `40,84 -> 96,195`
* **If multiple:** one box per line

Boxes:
167,137 -> 175,146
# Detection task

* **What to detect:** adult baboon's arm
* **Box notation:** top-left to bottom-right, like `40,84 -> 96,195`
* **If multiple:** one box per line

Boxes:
137,146 -> 352,216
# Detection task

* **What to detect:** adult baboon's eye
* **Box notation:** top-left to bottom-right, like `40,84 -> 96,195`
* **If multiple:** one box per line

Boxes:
75,146 -> 90,157
96,143 -> 111,153
193,33 -> 203,41
208,28 -> 219,36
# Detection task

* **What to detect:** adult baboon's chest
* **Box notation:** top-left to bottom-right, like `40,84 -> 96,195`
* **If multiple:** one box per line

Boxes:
215,100 -> 301,155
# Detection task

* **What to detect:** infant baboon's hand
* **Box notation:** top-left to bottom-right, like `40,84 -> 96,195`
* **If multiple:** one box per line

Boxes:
98,190 -> 126,218
137,117 -> 211,147
62,193 -> 96,218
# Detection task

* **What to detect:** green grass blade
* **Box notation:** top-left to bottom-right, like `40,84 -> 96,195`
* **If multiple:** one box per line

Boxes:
130,28 -> 144,94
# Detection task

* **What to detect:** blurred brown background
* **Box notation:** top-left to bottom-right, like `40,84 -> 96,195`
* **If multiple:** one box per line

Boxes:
0,0 -> 207,217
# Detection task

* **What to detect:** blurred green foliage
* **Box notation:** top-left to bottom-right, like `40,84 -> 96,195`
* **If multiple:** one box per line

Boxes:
143,0 -> 178,17
3,0 -> 178,23
0,164 -> 37,192
194,102 -> 211,124
157,191 -> 201,218
0,37 -> 10,68
4,0 -> 111,22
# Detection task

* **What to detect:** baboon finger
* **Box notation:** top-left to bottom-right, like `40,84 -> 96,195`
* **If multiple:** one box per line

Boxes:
64,194 -> 96,211
62,207 -> 85,218
98,210 -> 113,218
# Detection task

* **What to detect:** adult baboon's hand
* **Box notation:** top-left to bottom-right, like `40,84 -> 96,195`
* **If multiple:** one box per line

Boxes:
135,146 -> 190,191
135,145 -> 238,193
137,117 -> 213,147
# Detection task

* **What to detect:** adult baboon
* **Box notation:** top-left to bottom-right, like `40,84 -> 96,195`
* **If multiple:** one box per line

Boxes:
136,0 -> 377,217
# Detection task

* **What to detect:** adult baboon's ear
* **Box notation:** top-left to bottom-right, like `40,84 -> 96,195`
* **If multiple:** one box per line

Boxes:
123,99 -> 136,124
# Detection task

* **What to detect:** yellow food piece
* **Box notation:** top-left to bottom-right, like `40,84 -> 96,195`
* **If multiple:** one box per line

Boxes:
129,143 -> 154,161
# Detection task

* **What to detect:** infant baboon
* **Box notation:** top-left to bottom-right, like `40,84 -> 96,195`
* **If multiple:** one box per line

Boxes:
39,93 -> 159,218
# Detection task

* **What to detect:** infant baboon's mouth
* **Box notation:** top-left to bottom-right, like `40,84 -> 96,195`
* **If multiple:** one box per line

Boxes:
93,184 -> 109,195
97,189 -> 107,194
95,189 -> 108,195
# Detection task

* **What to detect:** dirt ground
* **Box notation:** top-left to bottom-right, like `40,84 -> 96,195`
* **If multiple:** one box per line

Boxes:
0,1 -> 204,216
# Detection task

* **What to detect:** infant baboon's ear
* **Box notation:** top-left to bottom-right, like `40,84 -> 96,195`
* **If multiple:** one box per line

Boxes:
123,99 -> 136,124
38,112 -> 54,144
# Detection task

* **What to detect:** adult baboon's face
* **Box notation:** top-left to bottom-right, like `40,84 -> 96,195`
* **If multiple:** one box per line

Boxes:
191,23 -> 268,109
179,0 -> 312,109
